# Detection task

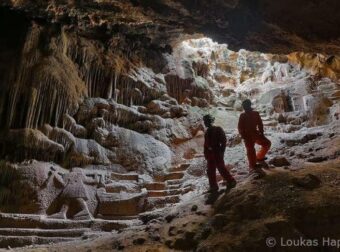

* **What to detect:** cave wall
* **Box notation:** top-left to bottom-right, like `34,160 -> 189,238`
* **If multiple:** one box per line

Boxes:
0,7 -> 170,130
0,6 -> 206,171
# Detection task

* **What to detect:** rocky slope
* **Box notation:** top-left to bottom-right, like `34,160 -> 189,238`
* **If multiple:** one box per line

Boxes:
0,0 -> 339,251
7,159 -> 339,252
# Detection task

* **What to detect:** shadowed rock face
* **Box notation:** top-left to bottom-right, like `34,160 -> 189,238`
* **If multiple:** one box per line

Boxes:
258,0 -> 340,41
1,0 -> 340,54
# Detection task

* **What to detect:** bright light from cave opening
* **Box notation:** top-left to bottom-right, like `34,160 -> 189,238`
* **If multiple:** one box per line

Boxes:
174,36 -> 286,95
174,36 -> 339,127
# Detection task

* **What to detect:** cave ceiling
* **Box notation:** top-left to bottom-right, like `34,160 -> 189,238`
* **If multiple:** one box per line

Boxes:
1,0 -> 340,55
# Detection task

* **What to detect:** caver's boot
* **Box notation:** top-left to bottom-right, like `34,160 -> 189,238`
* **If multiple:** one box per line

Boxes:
226,179 -> 237,190
205,186 -> 219,194
249,167 -> 266,179
205,189 -> 221,205
256,161 -> 269,169
256,157 -> 268,162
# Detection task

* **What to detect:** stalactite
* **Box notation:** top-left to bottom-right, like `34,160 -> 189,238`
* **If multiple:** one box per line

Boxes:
113,72 -> 118,101
25,87 -> 38,129
6,26 -> 41,129
164,73 -> 213,106
107,72 -> 114,99
165,75 -> 198,103
63,35 -> 167,107
1,25 -> 85,130
2,23 -> 167,133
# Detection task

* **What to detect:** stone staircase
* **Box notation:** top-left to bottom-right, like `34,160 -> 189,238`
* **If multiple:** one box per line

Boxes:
329,90 -> 340,101
304,84 -> 340,104
0,163 -> 193,248
110,172 -> 139,181
96,172 -> 146,220
317,83 -> 340,101
93,162 -> 193,217
144,163 -> 192,210
0,213 -> 136,248
258,112 -> 278,127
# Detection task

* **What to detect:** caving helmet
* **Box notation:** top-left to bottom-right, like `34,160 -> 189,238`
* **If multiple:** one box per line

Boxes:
203,114 -> 215,127
242,99 -> 252,111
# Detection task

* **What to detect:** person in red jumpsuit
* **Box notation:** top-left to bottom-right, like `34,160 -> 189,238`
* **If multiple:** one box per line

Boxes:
203,114 -> 236,192
238,99 -> 271,173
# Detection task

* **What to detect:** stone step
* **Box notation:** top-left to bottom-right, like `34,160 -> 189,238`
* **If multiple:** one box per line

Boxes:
155,172 -> 185,182
0,235 -> 76,248
180,186 -> 193,195
0,228 -> 89,237
313,90 -> 340,99
147,187 -> 191,198
111,172 -> 139,181
96,188 -> 147,217
167,184 -> 181,190
147,190 -> 168,197
169,163 -> 190,172
166,179 -> 183,186
318,88 -> 340,94
0,213 -> 128,232
148,189 -> 182,197
264,121 -> 278,127
104,181 -> 139,193
96,215 -> 139,221
151,195 -> 180,204
144,182 -> 166,191
145,195 -> 180,210
166,172 -> 185,181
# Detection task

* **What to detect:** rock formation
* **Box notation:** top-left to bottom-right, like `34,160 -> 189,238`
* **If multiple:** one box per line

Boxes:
0,0 -> 339,250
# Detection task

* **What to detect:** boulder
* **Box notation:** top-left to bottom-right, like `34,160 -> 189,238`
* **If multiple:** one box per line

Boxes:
147,100 -> 170,115
109,126 -> 172,175
62,114 -> 87,138
292,174 -> 321,190
172,231 -> 198,250
284,133 -> 321,146
269,157 -> 291,167
1,129 -> 64,162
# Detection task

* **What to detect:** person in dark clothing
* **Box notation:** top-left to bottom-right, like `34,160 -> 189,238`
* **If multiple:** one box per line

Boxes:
203,114 -> 236,192
238,99 -> 271,173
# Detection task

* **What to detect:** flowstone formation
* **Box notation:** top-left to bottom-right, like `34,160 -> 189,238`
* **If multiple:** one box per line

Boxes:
0,1 -> 339,250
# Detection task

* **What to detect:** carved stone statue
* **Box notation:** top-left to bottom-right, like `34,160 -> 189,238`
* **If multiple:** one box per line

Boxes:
48,168 -> 99,220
